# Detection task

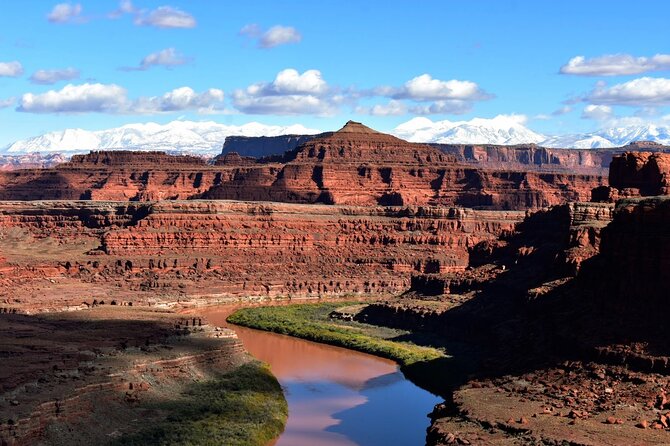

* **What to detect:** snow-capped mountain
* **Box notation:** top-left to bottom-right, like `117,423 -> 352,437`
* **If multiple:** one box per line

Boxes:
392,116 -> 670,149
4,118 -> 670,157
3,121 -> 322,155
393,116 -> 546,145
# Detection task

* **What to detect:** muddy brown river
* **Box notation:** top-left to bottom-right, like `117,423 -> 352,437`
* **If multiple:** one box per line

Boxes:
204,307 -> 442,446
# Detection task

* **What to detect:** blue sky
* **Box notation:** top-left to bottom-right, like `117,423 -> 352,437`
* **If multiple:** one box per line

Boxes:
1,0 -> 669,145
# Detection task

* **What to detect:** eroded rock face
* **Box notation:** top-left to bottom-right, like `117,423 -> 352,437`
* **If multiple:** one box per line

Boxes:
608,151 -> 670,196
0,200 -> 526,307
0,122 -> 607,210
581,196 -> 670,304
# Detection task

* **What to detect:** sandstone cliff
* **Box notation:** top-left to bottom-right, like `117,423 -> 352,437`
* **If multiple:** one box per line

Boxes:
0,122 -> 607,210
0,200 -> 525,308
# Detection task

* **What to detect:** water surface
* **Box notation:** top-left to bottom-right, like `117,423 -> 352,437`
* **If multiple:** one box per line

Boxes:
204,307 -> 441,446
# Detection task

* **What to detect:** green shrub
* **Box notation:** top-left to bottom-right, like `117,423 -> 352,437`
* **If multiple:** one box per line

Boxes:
111,362 -> 287,446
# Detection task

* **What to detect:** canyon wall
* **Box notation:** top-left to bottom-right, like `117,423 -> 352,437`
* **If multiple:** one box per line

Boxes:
217,131 -> 670,175
0,122 -> 607,210
0,200 -> 525,308
580,196 -> 670,305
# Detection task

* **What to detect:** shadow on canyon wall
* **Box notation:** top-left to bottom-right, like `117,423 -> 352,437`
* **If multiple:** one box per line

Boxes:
358,201 -> 670,402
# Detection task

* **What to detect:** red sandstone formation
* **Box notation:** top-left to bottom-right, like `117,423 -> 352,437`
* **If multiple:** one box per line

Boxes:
0,200 -> 525,308
592,151 -> 670,201
0,122 -> 606,210
205,121 -> 606,209
220,133 -> 670,175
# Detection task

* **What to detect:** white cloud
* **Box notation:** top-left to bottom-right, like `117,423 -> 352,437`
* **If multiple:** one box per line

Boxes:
267,69 -> 327,95
587,77 -> 670,106
232,69 -> 334,115
134,87 -> 225,113
18,83 -> 128,113
16,83 -> 225,114
0,61 -> 24,77
122,48 -> 191,71
135,6 -> 196,29
47,3 -> 84,24
582,104 -> 613,120
552,105 -> 573,116
108,0 -> 136,18
409,100 -> 473,115
240,24 -> 302,48
356,100 -> 407,116
232,94 -> 333,115
239,23 -> 261,37
29,68 -> 80,84
390,74 -> 491,101
363,74 -> 491,116
560,54 -> 670,76
0,97 -> 15,109
259,26 -> 302,48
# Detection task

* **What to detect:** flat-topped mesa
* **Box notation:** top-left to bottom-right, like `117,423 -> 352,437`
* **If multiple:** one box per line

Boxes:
65,150 -> 208,167
291,121 -> 453,164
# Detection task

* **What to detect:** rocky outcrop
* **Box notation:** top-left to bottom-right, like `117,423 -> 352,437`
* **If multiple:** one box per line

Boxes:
592,151 -> 670,202
0,122 -> 607,210
66,151 -> 208,167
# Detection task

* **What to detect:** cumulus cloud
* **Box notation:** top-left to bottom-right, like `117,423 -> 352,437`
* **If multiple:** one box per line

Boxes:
16,83 -> 225,114
232,68 -> 334,115
260,26 -> 302,48
250,69 -> 328,95
587,77 -> 670,106
121,48 -> 191,71
134,6 -> 196,28
29,68 -> 80,84
394,74 -> 490,101
47,3 -> 84,23
134,87 -> 225,113
581,104 -> 614,120
560,54 -> 670,76
240,24 -> 302,48
0,61 -> 23,77
18,83 -> 128,113
361,74 -> 491,115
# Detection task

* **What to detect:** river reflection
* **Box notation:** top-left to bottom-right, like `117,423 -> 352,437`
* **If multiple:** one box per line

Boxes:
203,307 -> 441,446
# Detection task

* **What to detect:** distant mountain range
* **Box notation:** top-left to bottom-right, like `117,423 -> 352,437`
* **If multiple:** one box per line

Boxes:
2,121 -> 322,156
394,116 -> 670,149
3,117 -> 670,157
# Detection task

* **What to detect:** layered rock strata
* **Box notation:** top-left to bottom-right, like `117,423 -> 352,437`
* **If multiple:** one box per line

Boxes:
0,200 -> 525,308
0,122 -> 606,210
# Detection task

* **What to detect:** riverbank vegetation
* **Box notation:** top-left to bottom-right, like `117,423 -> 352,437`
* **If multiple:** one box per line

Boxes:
111,361 -> 287,446
227,302 -> 450,396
